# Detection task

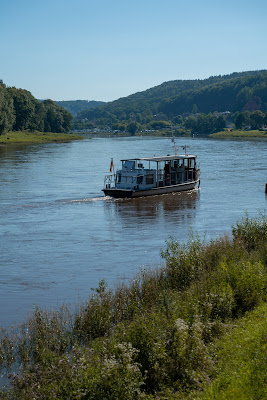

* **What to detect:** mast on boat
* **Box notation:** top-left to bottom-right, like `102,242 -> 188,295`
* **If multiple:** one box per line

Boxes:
171,135 -> 178,155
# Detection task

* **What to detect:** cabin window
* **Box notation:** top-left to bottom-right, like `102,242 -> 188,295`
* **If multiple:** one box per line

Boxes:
123,160 -> 135,169
117,173 -> 121,183
137,175 -> 143,184
187,158 -> 195,168
146,174 -> 154,185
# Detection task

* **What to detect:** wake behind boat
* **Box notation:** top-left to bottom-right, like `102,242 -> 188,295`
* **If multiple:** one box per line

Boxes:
102,145 -> 200,198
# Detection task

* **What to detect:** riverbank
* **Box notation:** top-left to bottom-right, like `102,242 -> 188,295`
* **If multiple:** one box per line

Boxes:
210,129 -> 267,138
0,131 -> 85,144
0,214 -> 266,399
73,129 -> 267,139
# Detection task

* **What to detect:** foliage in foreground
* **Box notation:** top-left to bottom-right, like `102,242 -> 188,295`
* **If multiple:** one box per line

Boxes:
0,214 -> 266,399
198,303 -> 267,400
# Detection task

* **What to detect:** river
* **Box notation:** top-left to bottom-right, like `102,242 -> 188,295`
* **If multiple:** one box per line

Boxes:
0,136 -> 266,327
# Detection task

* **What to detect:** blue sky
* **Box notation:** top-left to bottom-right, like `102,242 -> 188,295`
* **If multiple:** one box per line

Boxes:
1,0 -> 267,101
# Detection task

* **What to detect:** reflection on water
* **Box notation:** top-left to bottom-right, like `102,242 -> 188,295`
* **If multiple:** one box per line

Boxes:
109,190 -> 200,224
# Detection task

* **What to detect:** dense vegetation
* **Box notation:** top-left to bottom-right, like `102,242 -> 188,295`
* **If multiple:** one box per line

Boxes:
72,70 -> 267,134
0,214 -> 266,399
183,109 -> 267,135
2,71 -> 267,137
55,100 -> 105,117
0,81 -> 72,135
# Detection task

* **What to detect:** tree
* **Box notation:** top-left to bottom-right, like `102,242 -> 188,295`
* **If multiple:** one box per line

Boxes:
191,104 -> 198,114
243,96 -> 262,112
184,113 -> 224,135
235,111 -> 250,129
236,86 -> 253,109
184,116 -> 196,132
8,88 -> 36,131
127,122 -> 138,135
149,120 -> 170,130
173,115 -> 183,124
0,83 -> 15,135
250,110 -> 265,130
43,100 -> 72,132
216,115 -> 226,132
30,101 -> 46,132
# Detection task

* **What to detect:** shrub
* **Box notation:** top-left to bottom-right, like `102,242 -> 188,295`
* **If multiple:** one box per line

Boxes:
189,280 -> 235,322
161,233 -> 205,290
232,212 -> 267,252
219,260 -> 267,315
6,341 -> 145,400
115,312 -> 169,393
74,279 -> 113,342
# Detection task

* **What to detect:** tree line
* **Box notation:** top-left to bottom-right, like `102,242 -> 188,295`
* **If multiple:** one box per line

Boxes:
72,70 -> 267,133
0,81 -> 72,135
55,100 -> 105,117
234,109 -> 267,130
2,70 -> 267,136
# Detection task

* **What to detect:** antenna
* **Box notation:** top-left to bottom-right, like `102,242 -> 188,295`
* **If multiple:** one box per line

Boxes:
171,135 -> 178,155
182,145 -> 190,156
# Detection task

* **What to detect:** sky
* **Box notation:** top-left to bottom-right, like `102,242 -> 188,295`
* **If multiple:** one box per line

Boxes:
1,0 -> 267,102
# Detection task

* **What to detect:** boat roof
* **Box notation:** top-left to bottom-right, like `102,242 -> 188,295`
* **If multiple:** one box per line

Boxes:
121,154 -> 197,162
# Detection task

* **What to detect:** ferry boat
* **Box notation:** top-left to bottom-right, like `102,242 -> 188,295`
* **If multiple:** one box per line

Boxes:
102,145 -> 200,198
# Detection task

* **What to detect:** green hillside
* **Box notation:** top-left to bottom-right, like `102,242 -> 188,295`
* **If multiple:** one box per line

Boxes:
55,100 -> 105,116
160,70 -> 267,115
74,70 -> 267,132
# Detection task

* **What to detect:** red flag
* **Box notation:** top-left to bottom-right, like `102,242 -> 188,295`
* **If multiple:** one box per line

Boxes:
110,158 -> 114,173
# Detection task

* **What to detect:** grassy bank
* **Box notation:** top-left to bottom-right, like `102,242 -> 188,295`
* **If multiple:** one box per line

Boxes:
0,214 -> 266,399
210,129 -> 267,138
0,131 -> 84,145
198,302 -> 267,400
74,129 -> 267,139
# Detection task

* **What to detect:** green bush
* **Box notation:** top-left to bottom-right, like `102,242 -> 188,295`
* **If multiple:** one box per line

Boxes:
74,279 -> 113,342
232,212 -> 267,252
7,341 -> 145,400
219,260 -> 267,315
115,312 -> 169,393
161,233 -> 205,290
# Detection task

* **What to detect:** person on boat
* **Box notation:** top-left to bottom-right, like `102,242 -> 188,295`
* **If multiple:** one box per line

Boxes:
164,163 -> 170,185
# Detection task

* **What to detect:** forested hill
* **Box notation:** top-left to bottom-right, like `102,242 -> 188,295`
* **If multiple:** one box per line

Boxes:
0,81 -> 73,135
75,70 -> 267,127
55,100 -> 105,116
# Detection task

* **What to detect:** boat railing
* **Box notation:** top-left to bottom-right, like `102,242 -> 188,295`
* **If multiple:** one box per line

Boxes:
157,168 -> 198,187
104,174 -> 115,188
